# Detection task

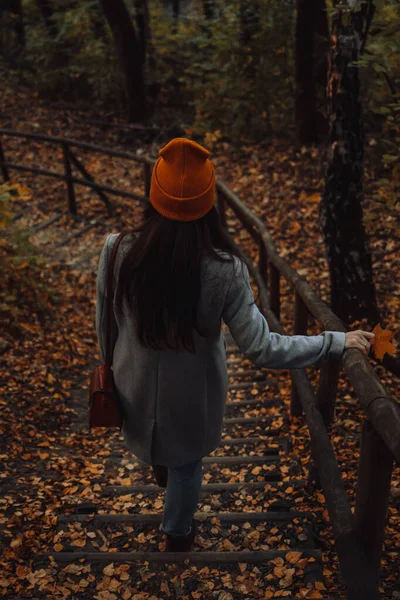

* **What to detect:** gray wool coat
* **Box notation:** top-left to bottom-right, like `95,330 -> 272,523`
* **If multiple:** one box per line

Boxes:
95,232 -> 346,468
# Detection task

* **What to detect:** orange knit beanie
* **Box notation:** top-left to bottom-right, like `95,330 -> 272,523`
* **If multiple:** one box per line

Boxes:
149,137 -> 216,222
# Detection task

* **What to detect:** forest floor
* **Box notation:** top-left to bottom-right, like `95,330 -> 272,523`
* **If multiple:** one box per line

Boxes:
1,76 -> 400,600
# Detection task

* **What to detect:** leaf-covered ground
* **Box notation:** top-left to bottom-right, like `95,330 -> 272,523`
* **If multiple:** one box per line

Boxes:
1,78 -> 399,599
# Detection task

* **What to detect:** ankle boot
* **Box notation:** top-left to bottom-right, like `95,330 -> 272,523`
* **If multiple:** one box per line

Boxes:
165,518 -> 196,552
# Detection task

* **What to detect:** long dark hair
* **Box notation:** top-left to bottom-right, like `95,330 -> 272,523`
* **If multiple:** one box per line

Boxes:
114,202 -> 255,353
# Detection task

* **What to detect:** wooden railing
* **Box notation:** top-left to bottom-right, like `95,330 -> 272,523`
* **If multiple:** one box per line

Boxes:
0,128 -> 153,216
216,182 -> 399,600
1,128 -> 399,599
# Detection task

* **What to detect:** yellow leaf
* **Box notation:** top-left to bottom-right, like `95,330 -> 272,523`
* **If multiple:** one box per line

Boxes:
274,567 -> 285,578
270,527 -> 279,534
16,261 -> 29,270
223,538 -> 236,551
372,323 -> 397,360
103,563 -> 115,576
16,566 -> 31,578
20,323 -> 36,334
285,551 -> 302,564
315,582 -> 326,590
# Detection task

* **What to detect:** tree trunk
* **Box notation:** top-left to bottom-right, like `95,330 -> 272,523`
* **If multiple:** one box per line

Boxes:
1,0 -> 25,61
239,0 -> 260,46
203,0 -> 214,19
99,0 -> 147,122
135,0 -> 150,65
319,0 -> 379,325
173,0 -> 180,20
11,0 -> 24,49
295,0 -> 317,144
35,0 -> 58,38
90,5 -> 107,40
295,0 -> 330,144
314,0 -> 330,137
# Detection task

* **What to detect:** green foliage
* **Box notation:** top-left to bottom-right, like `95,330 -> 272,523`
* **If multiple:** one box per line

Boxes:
149,0 -> 296,142
14,0 -> 121,106
8,0 -> 295,140
357,2 -> 400,220
0,183 -> 58,331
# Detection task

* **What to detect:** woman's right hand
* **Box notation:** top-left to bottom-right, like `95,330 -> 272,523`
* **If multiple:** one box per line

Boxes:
345,330 -> 375,357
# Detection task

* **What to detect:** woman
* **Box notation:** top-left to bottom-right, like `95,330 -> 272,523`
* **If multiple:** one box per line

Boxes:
95,137 -> 375,552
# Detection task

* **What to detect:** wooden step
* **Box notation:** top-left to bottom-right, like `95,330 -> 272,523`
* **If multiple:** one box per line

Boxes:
100,478 -> 304,496
202,455 -> 278,465
227,369 -> 270,379
225,397 -> 282,408
38,548 -> 322,564
226,347 -> 242,355
57,510 -> 315,525
223,416 -> 286,427
218,435 -> 290,452
227,358 -> 246,366
216,435 -> 287,446
228,381 -> 271,391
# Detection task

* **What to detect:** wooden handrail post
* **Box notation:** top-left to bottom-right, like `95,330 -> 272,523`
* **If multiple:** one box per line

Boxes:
258,235 -> 268,288
62,143 -> 77,215
317,358 -> 341,427
354,419 -> 394,584
307,357 -> 342,489
269,263 -> 280,320
217,187 -> 227,228
290,290 -> 309,416
0,137 -> 9,182
69,150 -> 113,216
143,162 -> 151,198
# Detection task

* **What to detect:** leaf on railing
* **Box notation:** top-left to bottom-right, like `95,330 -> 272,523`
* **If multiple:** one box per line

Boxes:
371,323 -> 397,360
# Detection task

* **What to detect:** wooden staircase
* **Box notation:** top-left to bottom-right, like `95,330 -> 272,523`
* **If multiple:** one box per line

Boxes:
34,330 -> 327,594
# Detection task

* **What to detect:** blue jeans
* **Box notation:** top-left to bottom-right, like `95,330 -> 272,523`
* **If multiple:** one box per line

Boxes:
161,458 -> 203,537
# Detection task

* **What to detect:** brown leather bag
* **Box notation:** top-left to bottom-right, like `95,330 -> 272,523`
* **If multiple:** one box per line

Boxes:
88,232 -> 126,431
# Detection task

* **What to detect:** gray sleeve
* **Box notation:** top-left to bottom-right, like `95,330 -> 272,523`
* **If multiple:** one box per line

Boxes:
95,234 -> 119,363
222,258 -> 346,369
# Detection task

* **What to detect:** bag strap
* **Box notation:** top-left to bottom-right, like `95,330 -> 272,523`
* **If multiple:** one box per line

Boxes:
105,232 -> 126,366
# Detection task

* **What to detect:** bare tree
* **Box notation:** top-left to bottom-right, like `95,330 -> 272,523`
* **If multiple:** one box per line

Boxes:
320,0 -> 379,324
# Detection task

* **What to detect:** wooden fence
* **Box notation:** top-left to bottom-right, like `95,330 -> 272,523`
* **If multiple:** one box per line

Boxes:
1,128 -> 399,599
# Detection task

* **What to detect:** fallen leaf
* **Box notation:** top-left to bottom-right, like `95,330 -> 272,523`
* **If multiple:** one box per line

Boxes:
372,323 -> 397,360
285,551 -> 302,564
